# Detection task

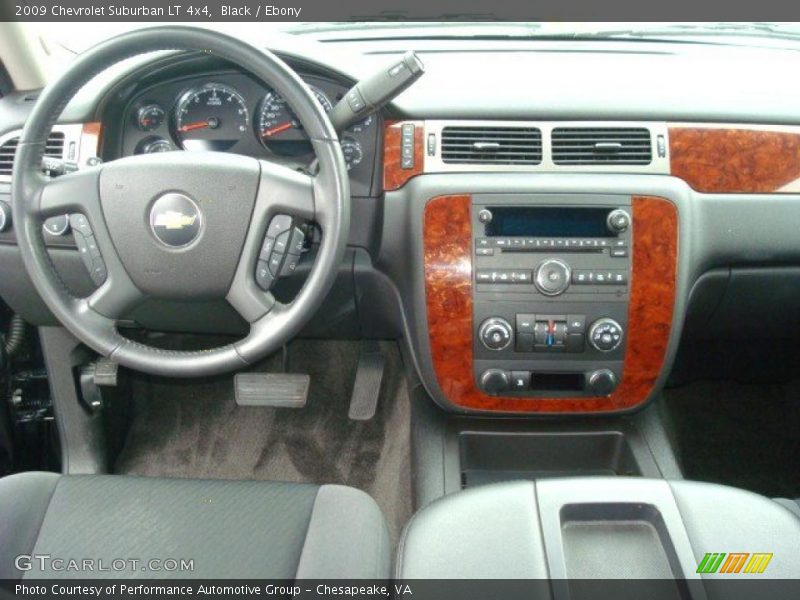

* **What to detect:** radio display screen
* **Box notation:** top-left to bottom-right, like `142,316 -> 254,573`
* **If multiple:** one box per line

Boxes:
485,207 -> 615,238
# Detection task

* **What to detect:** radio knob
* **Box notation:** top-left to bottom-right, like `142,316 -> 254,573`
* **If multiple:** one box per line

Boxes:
587,369 -> 618,396
480,369 -> 510,395
607,209 -> 631,233
588,318 -> 624,352
534,258 -> 571,296
478,317 -> 513,351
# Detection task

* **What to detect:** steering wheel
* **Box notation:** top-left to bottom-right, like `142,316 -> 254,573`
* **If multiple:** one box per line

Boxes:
11,27 -> 350,377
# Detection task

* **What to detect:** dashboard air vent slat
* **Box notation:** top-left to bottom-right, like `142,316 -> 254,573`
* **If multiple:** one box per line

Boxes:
0,132 -> 66,177
441,126 -> 542,165
551,127 -> 652,165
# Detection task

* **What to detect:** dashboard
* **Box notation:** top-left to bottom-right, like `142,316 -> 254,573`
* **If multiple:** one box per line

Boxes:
115,62 -> 382,197
3,39 -> 800,416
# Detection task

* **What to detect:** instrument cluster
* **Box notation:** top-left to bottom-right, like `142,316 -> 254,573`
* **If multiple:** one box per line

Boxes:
120,71 -> 377,182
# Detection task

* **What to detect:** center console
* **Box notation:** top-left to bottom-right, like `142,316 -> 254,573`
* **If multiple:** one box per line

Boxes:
423,192 -> 678,414
472,196 -> 632,398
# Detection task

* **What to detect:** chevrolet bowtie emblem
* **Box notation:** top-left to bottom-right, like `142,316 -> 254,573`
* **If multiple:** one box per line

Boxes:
149,193 -> 202,248
153,211 -> 198,230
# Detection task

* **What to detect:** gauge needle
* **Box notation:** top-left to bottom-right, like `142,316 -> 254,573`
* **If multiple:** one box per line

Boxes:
179,120 -> 211,133
262,121 -> 295,137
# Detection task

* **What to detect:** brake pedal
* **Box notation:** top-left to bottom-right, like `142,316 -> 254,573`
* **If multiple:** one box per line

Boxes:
348,342 -> 386,421
234,373 -> 309,408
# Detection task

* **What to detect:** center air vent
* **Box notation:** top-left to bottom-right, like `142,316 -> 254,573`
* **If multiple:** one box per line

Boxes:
552,127 -> 652,165
0,132 -> 66,177
441,126 -> 542,165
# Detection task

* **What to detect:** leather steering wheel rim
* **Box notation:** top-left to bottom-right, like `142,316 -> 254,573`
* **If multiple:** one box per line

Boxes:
11,26 -> 350,377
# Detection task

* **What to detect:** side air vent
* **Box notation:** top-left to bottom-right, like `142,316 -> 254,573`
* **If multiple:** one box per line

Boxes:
441,126 -> 542,165
552,127 -> 652,165
0,132 -> 66,176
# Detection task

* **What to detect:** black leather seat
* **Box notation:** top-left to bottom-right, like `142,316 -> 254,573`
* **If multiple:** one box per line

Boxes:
0,472 -> 390,579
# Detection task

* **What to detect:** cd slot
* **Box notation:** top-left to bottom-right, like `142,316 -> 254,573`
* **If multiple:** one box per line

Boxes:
500,247 -> 605,254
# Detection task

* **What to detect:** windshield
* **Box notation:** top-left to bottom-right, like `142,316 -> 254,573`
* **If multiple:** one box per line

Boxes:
32,21 -> 800,54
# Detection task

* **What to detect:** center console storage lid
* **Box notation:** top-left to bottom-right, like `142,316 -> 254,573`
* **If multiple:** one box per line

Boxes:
397,478 -> 800,581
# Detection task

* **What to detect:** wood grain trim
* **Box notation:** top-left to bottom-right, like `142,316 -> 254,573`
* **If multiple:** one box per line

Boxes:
383,120 -> 424,191
79,122 -> 102,164
669,125 -> 800,193
423,194 -> 678,414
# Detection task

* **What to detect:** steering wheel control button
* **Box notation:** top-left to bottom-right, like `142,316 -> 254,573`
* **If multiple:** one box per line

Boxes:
588,318 -> 624,352
280,253 -> 300,276
259,237 -> 275,261
69,213 -> 93,237
149,193 -> 202,248
274,230 -> 290,253
534,258 -> 571,296
267,251 -> 284,276
256,261 -> 275,291
266,214 -> 293,239
478,317 -> 513,351
90,258 -> 108,286
43,215 -> 70,236
288,227 -> 305,255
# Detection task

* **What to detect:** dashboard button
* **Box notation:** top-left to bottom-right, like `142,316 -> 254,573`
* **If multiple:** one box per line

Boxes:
515,332 -> 534,353
510,371 -> 531,391
516,314 -> 536,334
567,315 -> 586,333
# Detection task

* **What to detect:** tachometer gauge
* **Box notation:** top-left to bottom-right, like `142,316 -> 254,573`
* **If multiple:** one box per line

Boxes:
174,83 -> 249,152
258,86 -> 332,155
340,138 -> 363,171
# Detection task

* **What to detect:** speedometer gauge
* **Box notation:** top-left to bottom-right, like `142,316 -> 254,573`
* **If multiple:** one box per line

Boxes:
174,83 -> 249,152
258,86 -> 332,156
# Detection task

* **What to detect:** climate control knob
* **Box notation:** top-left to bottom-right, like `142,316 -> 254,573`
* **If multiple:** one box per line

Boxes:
588,318 -> 624,352
587,369 -> 618,396
534,258 -> 571,296
480,369 -> 510,395
478,317 -> 513,351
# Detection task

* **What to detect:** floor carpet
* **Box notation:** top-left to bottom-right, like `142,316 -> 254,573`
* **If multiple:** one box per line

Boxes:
114,340 -> 412,545
664,379 -> 800,499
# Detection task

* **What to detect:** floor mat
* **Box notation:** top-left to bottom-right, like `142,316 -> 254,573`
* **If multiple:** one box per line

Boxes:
664,379 -> 800,499
114,340 -> 412,544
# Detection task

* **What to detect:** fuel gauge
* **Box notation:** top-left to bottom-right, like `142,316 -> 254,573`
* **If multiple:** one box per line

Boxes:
136,104 -> 166,132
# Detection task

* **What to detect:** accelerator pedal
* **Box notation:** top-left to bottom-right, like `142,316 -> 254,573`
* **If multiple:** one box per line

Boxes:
234,373 -> 310,408
348,341 -> 386,421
